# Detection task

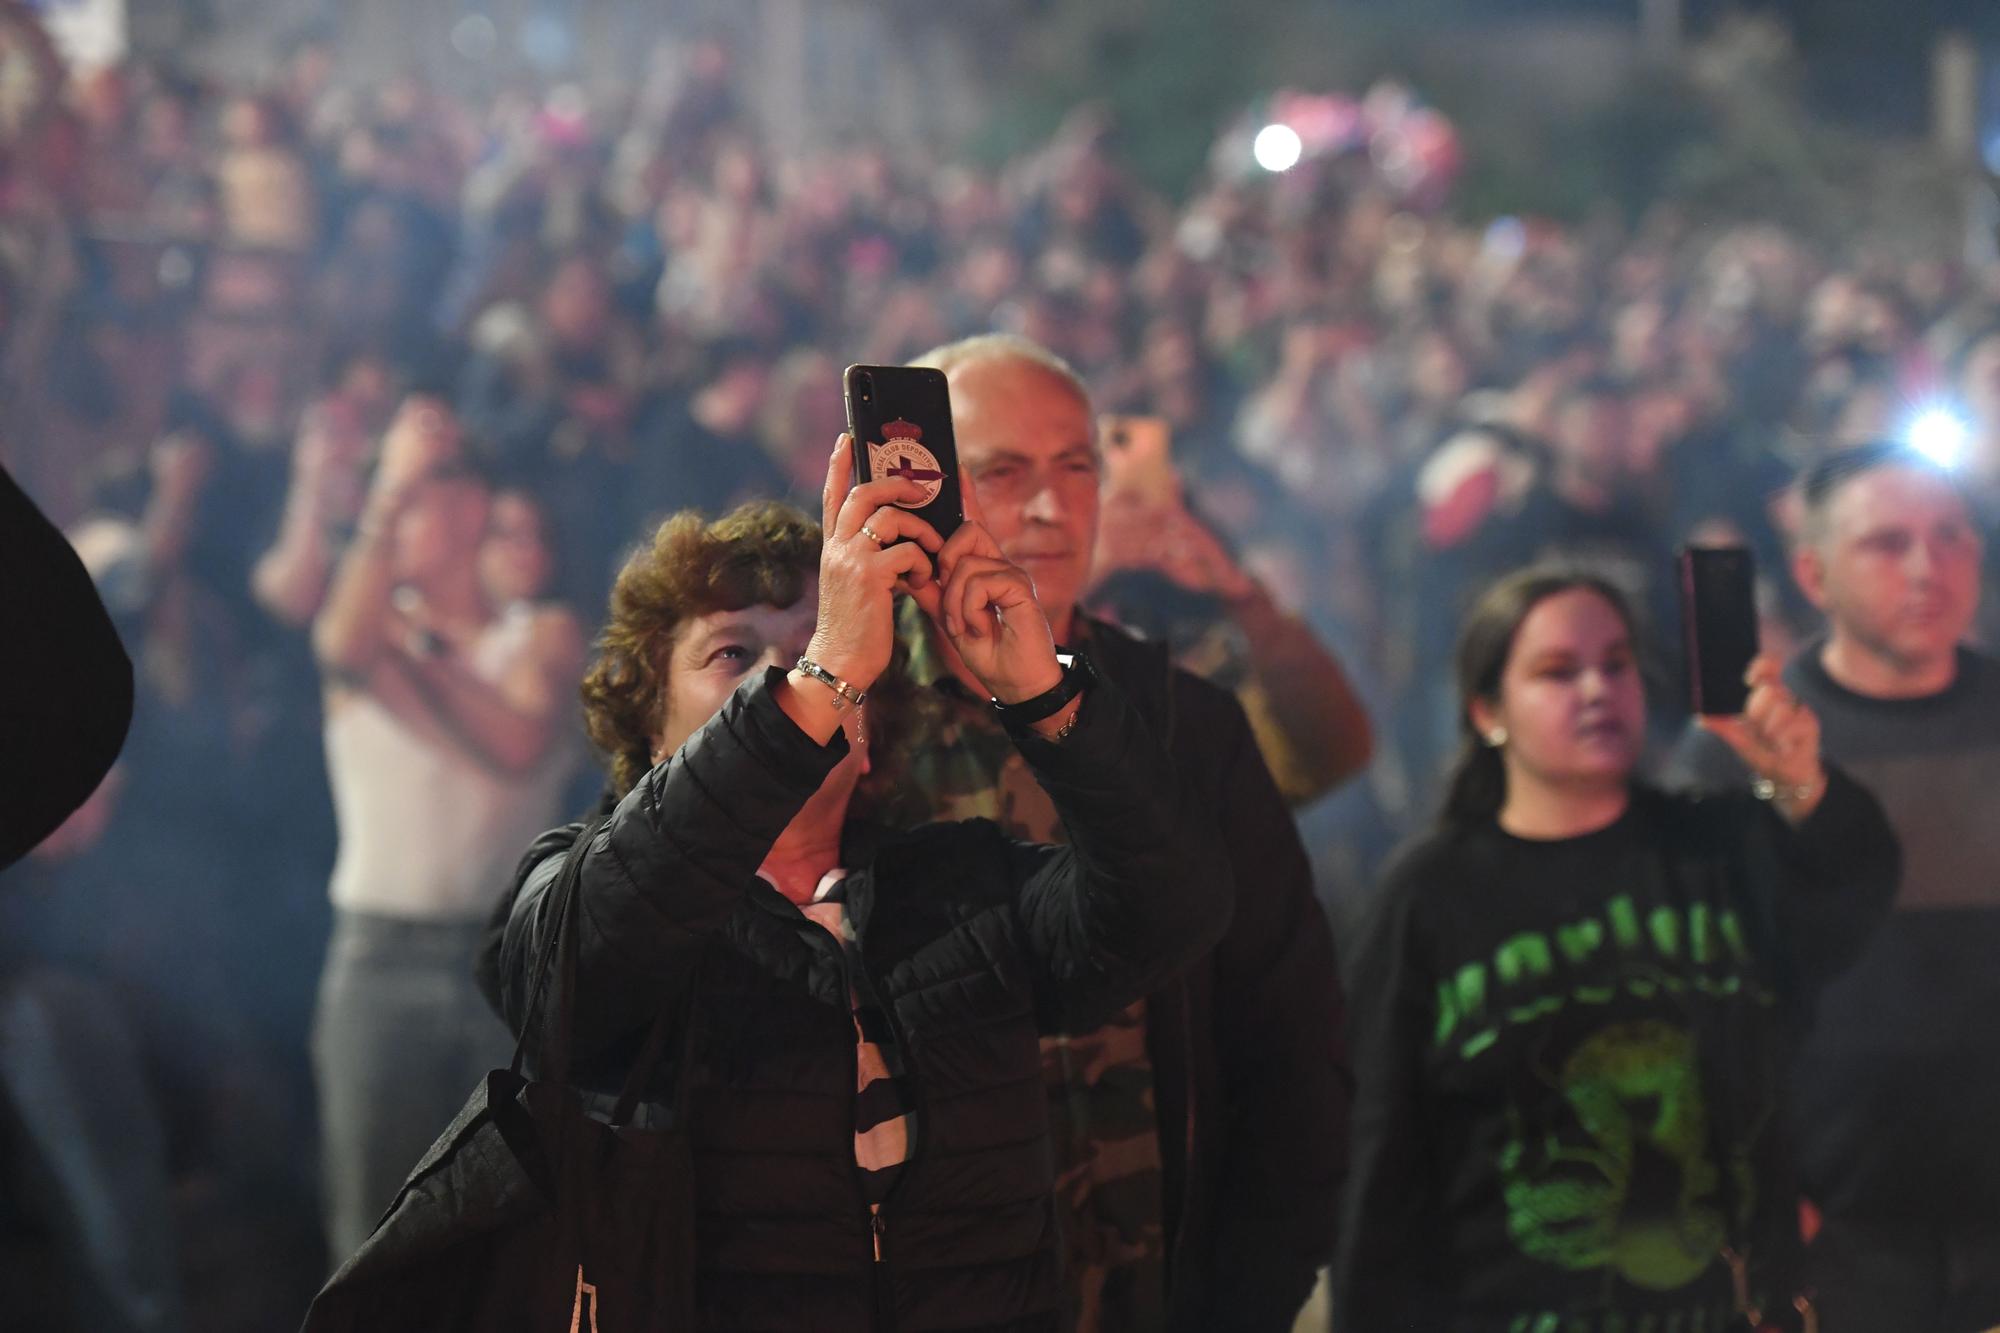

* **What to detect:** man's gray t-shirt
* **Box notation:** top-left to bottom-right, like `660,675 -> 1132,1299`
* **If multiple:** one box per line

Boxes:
1673,644 -> 2000,1223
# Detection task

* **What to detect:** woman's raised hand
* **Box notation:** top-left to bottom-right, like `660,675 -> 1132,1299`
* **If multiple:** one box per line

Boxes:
1701,655 -> 1828,820
802,434 -> 944,693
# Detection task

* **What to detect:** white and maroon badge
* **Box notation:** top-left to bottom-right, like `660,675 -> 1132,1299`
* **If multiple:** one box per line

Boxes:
868,420 -> 945,508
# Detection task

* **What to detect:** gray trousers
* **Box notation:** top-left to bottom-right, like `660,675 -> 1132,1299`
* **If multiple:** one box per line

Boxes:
0,966 -> 184,1332
310,909 -> 514,1267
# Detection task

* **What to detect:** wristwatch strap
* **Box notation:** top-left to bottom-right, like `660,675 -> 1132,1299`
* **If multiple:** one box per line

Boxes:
992,651 -> 1093,736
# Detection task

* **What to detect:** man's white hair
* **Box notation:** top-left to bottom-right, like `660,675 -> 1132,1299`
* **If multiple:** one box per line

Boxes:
910,333 -> 1095,412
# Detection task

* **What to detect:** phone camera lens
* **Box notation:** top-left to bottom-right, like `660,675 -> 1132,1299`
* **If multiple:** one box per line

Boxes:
857,374 -> 874,403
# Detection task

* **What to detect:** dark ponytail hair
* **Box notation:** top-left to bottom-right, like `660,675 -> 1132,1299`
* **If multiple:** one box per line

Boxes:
1440,564 -> 1643,827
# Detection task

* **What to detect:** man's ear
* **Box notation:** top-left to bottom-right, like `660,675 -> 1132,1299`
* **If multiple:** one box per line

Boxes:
1793,543 -> 1830,614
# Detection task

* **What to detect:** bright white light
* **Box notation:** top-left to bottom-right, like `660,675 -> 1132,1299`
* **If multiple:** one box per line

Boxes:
1905,408 -> 1972,468
1253,123 -> 1304,173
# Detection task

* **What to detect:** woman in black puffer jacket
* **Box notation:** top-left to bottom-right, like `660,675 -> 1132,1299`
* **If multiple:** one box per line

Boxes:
482,441 -> 1231,1333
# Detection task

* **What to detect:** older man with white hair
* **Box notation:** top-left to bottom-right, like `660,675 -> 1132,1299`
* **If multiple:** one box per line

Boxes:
870,333 -> 1361,1333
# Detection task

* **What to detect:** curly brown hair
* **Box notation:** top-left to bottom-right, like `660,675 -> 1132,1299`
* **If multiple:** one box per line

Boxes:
581,501 -> 820,796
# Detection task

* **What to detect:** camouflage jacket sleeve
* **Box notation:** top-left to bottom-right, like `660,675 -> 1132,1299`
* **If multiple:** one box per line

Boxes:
1226,587 -> 1373,807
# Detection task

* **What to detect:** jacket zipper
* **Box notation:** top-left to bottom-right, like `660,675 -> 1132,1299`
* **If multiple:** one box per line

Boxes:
860,950 -> 921,1333
790,872 -> 925,1332
871,1206 -> 894,1333
787,905 -> 895,1324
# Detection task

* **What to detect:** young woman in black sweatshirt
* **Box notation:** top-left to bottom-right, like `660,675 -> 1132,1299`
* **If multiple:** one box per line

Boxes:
1334,566 -> 1899,1333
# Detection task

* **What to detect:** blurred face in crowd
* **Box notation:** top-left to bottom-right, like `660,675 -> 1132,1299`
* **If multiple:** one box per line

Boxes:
541,258 -> 612,352
1140,317 -> 1199,389
1957,332 -> 2000,429
1832,381 -> 1895,448
480,490 -> 556,606
946,356 -> 1100,630
1471,588 -> 1646,799
1551,390 -> 1630,489
1611,299 -> 1670,382
704,358 -> 772,434
336,352 -> 398,432
713,139 -> 765,206
773,354 -> 847,441
1409,330 -> 1469,411
1797,464 -> 1982,677
139,94 -> 193,164
287,42 -> 335,107
222,97 -> 276,150
1853,287 -> 1912,357
955,238 -> 1021,308
1626,388 -> 1694,478
1806,275 -> 1863,350
223,361 -> 293,444
766,354 -> 848,495
393,473 -> 491,584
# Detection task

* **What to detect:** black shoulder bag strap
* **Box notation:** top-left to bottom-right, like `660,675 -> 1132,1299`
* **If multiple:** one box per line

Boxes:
505,816 -> 707,1159
509,815 -> 604,1084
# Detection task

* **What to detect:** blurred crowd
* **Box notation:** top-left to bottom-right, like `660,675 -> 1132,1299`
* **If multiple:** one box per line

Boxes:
5,17 -> 2000,1330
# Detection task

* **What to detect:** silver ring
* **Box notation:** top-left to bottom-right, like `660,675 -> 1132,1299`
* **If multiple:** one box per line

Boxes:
859,525 -> 885,545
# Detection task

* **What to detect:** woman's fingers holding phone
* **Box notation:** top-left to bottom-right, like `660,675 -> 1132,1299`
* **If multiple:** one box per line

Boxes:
875,537 -> 934,590
836,476 -> 933,540
825,436 -> 931,538
1702,655 -> 1824,796
1742,654 -> 1784,694
822,435 -> 854,533
900,570 -> 944,623
853,505 -> 944,554
808,511 -> 934,695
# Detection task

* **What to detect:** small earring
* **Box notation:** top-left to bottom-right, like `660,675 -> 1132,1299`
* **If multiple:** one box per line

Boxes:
1483,727 -> 1508,749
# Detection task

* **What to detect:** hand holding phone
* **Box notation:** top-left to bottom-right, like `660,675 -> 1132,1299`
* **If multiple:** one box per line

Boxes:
1699,654 -> 1827,817
926,488 -> 1063,706
805,434 -> 945,698
1099,414 -> 1179,507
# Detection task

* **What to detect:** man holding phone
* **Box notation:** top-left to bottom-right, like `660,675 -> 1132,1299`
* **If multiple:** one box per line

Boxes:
1675,442 -> 2000,1332
869,334 -> 1350,1333
1090,414 -> 1374,807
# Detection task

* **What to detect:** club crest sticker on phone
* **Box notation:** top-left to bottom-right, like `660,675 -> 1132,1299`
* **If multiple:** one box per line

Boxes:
868,420 -> 945,508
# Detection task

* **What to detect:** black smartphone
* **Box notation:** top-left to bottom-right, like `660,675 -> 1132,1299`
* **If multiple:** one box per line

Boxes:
1678,545 -> 1759,715
842,364 -> 964,545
